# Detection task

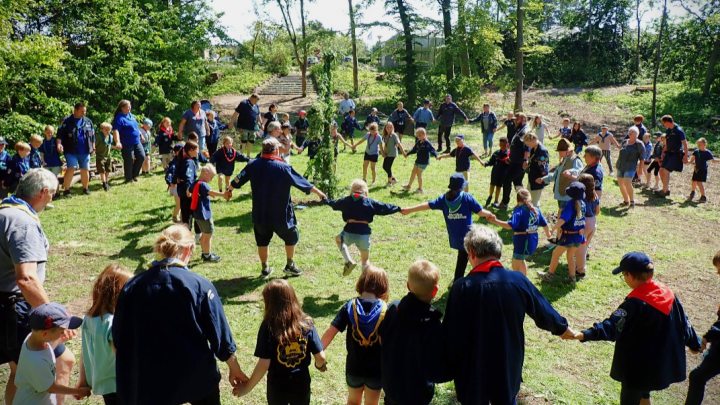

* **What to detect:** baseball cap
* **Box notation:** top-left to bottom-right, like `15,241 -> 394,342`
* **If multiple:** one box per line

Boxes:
445,94 -> 452,99
565,181 -> 585,201
448,173 -> 468,191
455,134 -> 465,140
0,137 -> 7,145
144,118 -> 154,127
372,108 -> 378,112
331,120 -> 338,127
299,110 -> 307,116
424,100 -> 430,105
601,124 -> 609,129
612,252 -> 654,275
653,131 -> 663,137
29,303 -> 82,331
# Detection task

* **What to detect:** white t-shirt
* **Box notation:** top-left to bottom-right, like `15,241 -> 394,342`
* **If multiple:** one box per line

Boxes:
338,99 -> 356,115
13,336 -> 57,405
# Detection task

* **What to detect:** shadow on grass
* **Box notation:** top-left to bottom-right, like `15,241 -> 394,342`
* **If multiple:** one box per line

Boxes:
600,206 -> 629,217
302,294 -> 344,318
213,210 -> 254,234
214,276 -> 268,303
110,204 -> 174,273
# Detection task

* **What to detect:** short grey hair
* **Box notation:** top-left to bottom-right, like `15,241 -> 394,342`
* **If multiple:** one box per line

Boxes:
585,145 -> 602,159
266,121 -> 281,133
628,126 -> 639,136
262,137 -> 281,154
464,225 -> 503,259
16,168 -> 59,199
521,132 -> 538,143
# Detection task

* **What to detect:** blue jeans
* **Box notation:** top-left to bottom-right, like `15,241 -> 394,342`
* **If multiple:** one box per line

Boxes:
65,153 -> 91,170
483,130 -> 494,151
121,143 -> 146,181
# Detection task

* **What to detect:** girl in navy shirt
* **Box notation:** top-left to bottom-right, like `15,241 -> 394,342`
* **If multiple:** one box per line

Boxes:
402,128 -> 438,194
575,174 -> 600,279
210,136 -> 249,193
538,182 -> 586,284
688,137 -> 720,202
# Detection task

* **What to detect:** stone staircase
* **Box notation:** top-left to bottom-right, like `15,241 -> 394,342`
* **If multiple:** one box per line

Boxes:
257,72 -> 316,95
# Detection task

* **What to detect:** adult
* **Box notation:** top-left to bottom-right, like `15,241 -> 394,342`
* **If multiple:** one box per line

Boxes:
616,126 -> 646,208
412,100 -> 436,129
388,101 -> 412,140
112,225 -> 248,405
229,93 -> 262,157
226,138 -> 327,278
522,131 -> 550,207
112,100 -> 146,183
498,113 -> 531,209
179,100 -> 211,150
0,169 -> 77,405
437,94 -> 469,153
338,92 -> 356,116
262,121 -> 291,161
442,225 -> 574,405
56,102 -> 96,197
656,115 -> 688,198
469,103 -> 498,156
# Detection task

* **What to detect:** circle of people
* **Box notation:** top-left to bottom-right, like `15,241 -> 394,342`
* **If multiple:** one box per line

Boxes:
1,93 -> 719,405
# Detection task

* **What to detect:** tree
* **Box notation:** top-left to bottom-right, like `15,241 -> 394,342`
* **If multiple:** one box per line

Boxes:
676,0 -> 720,96
275,0 -> 309,96
397,0 -> 418,105
651,0 -> 667,127
438,0 -> 454,80
348,0 -> 359,92
251,21 -> 264,71
515,0 -> 525,112
457,0 -> 472,76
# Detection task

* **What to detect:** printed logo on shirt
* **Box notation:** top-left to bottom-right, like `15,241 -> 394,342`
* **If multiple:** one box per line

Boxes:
613,308 -> 627,331
527,214 -> 538,232
573,217 -> 586,227
207,289 -> 215,300
447,213 -> 468,220
277,337 -> 308,368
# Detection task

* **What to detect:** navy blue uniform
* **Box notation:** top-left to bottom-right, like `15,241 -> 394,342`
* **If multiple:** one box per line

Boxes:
502,125 -> 531,205
325,195 -> 400,235
572,129 -> 588,153
235,99 -> 260,132
206,120 -> 227,155
113,260 -> 237,405
692,149 -> 714,182
294,118 -> 309,146
528,144 -> 549,191
332,298 -> 386,386
449,146 -> 477,172
407,140 -> 439,165
4,155 -> 29,191
686,303 -> 720,405
442,261 -> 568,405
300,137 -> 321,159
485,148 -> 510,186
210,147 -> 249,177
154,128 -> 176,155
342,116 -> 363,141
57,115 -> 96,155
164,156 -> 178,185
662,124 -> 686,172
173,156 -> 200,233
0,150 -> 11,194
29,148 -> 43,169
364,114 -> 381,130
580,162 -> 604,192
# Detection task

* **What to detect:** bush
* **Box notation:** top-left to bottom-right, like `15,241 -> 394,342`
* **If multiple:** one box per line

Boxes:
267,44 -> 291,77
0,113 -> 46,146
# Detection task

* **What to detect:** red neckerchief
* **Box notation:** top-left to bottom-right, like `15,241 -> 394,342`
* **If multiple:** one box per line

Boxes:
190,181 -> 204,211
368,133 -> 378,145
469,260 -> 503,274
223,147 -> 237,162
160,126 -> 174,137
499,149 -> 509,162
582,162 -> 598,173
261,153 -> 285,162
627,281 -> 675,315
351,193 -> 365,201
457,145 -> 464,155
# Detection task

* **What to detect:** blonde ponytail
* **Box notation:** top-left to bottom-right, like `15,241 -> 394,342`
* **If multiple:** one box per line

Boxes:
154,224 -> 195,259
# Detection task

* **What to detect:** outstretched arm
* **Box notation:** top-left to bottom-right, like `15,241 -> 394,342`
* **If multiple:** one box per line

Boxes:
402,202 -> 431,215
233,358 -> 270,397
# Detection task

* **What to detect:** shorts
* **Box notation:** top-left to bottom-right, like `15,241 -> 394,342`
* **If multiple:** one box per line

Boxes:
267,372 -> 311,405
254,224 -> 300,247
574,145 -> 584,154
346,373 -> 382,391
585,216 -> 597,233
340,231 -> 371,251
0,299 -> 67,365
44,166 -> 62,176
490,170 -> 506,187
512,235 -> 539,259
513,253 -> 530,260
364,153 -> 379,163
160,153 -> 173,167
459,171 -> 469,182
692,167 -> 708,182
617,170 -> 636,179
415,163 -> 428,171
169,186 -> 179,197
661,153 -> 684,172
240,130 -> 256,143
195,218 -> 215,234
96,156 -> 112,174
65,153 -> 90,170
218,166 -> 234,177
558,200 -> 568,210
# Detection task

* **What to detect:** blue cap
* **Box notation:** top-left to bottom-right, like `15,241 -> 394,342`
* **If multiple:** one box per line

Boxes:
143,118 -> 153,127
424,99 -> 430,104
612,252 -> 653,275
455,134 -> 465,140
0,137 -> 7,145
173,142 -> 185,153
445,94 -> 452,99
565,181 -> 585,201
331,120 -> 338,127
448,173 -> 468,191
29,303 -> 82,330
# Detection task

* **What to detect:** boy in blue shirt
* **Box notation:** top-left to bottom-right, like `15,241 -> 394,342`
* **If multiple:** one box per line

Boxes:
413,100 -> 436,129
687,137 -> 720,202
210,136 -> 249,193
437,134 -> 485,192
191,164 -> 228,262
4,142 -> 31,192
325,179 -> 401,276
29,135 -> 44,169
342,110 -> 363,152
206,110 -> 227,156
364,108 -> 382,130
565,145 -> 605,199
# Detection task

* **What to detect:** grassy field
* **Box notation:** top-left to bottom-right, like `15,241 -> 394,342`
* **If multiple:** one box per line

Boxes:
1,112 -> 720,403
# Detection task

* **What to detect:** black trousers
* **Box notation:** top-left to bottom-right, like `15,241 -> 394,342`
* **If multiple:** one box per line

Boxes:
267,373 -> 311,405
296,134 -> 306,149
121,143 -> 146,181
207,141 -> 218,156
455,250 -> 469,281
438,125 -> 452,150
648,160 -> 661,176
383,156 -> 396,178
102,393 -> 120,405
501,164 -> 526,205
685,345 -> 720,405
395,124 -> 406,137
620,384 -> 650,405
179,191 -> 201,234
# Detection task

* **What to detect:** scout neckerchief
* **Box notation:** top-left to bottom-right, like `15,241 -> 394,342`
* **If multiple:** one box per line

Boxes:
627,281 -> 674,315
469,259 -> 503,274
261,153 -> 285,162
194,109 -> 203,120
581,162 -> 598,174
100,132 -> 113,148
17,156 -> 30,174
445,191 -> 465,214
498,148 -> 510,163
149,257 -> 187,271
223,146 -> 237,163
0,195 -> 40,223
348,298 -> 387,347
367,133 -> 379,150
351,193 -> 364,201
0,150 -> 7,170
160,125 -> 174,140
190,181 -> 205,210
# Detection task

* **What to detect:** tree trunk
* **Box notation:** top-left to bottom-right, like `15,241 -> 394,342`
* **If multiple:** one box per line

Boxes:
277,0 -> 303,91
587,18 -> 593,64
651,0 -> 667,127
398,0 -> 417,105
636,0 -> 641,76
703,33 -> 720,96
458,0 -> 471,76
440,0 -> 454,81
251,24 -> 261,71
348,0 -> 359,92
300,0 -> 308,97
514,0 -> 524,112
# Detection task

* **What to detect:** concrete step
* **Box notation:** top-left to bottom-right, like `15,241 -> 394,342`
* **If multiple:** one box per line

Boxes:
258,74 -> 316,95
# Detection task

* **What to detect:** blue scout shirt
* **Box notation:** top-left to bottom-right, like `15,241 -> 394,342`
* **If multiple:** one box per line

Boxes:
560,126 -> 572,140
693,149 -> 714,170
154,128 -> 175,155
112,113 -> 141,146
559,200 -> 586,245
172,157 -> 198,196
665,125 -> 686,152
254,320 -> 323,380
210,147 -> 249,176
450,145 -> 476,172
364,114 -> 381,129
113,260 -> 237,405
443,261 -> 568,405
584,198 -> 599,218
0,150 -> 10,183
192,182 -> 212,220
508,205 -> 548,256
428,192 -> 482,250
437,102 -> 468,126
164,157 -> 178,185
486,148 -> 510,179
342,115 -> 363,136
362,132 -> 383,156
58,115 -> 95,154
235,99 -> 260,131
572,129 -> 588,149
469,111 -> 498,132
39,138 -> 62,168
582,281 -> 701,391
325,195 -> 400,235
29,148 -> 43,169
207,119 -> 227,145
332,298 -> 386,379
580,162 -> 604,191
407,140 -> 438,165
300,138 -> 322,159
5,155 -> 29,189
413,107 -> 435,125
230,157 -> 314,228
528,144 -> 550,191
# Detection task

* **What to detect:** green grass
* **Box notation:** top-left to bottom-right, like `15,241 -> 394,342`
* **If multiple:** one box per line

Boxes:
204,64 -> 272,97
1,119 -> 719,404
326,65 -> 402,98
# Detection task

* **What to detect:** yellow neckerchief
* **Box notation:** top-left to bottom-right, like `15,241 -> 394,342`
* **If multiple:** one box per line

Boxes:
0,202 -> 40,224
351,298 -> 387,347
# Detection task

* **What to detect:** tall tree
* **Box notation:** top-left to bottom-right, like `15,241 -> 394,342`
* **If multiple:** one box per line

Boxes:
251,21 -> 263,71
275,0 -> 309,96
457,0 -> 472,76
515,0 -> 524,112
348,0 -> 359,92
438,0 -> 454,80
397,0 -> 418,104
651,0 -> 667,127
635,0 -> 643,76
676,0 -> 720,96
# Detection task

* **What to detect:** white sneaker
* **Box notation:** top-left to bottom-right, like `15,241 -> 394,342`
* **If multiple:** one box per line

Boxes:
414,188 -> 424,194
45,203 -> 55,209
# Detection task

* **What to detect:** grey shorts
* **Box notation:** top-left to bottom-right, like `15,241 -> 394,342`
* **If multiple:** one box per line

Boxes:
339,231 -> 371,251
196,218 -> 215,234
160,153 -> 173,167
44,166 -> 62,175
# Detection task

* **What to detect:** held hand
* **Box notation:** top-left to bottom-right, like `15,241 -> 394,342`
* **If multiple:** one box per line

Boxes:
562,170 -> 573,179
73,382 -> 89,400
535,178 -> 544,184
233,385 -> 250,397
436,156 -> 441,160
561,327 -> 583,340
401,208 -> 409,215
58,329 -> 77,345
75,387 -> 92,399
115,142 -> 122,150
464,119 -> 469,124
57,144 -> 64,153
492,128 -> 496,133
186,190 -> 192,198
403,152 -> 408,158
317,191 -> 328,200
432,119 -> 437,124
700,338 -> 708,353
522,162 -> 529,170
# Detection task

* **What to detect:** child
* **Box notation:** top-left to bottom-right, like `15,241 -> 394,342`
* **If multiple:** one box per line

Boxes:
279,123 -> 297,163
325,179 -> 401,275
39,125 -> 62,176
496,112 -> 516,145
190,164 -> 227,262
645,132 -> 664,190
233,279 -> 327,402
537,182 -> 586,284
0,137 -> 10,199
565,145 -> 605,200
688,137 -> 720,202
4,142 -> 31,192
540,139 -> 584,241
165,143 -> 185,222
77,264 -> 133,405
342,109 -> 363,151
378,260 -> 446,405
206,110 -> 227,156
488,188 -> 550,275
153,117 -> 176,169
187,132 -> 209,164
549,118 -> 572,141
29,135 -> 43,169
522,132 -> 549,207
13,303 -> 91,405
531,115 -> 549,144
171,141 -> 201,238
262,103 -> 279,133
437,134 -> 484,192
573,174 -> 599,277
351,123 -> 383,186
484,137 -> 510,206
139,118 -> 153,175
571,122 -> 588,154
684,250 -> 720,405
637,133 -> 653,186
566,252 -> 701,405
210,136 -> 249,192
379,122 -> 406,187
96,123 -> 115,192
365,107 -> 382,130
298,135 -> 322,159
588,124 -> 620,174
402,173 -> 494,281
321,266 -> 389,405
294,110 -> 309,147
330,121 -> 352,170
631,114 -> 648,139
403,128 -> 438,194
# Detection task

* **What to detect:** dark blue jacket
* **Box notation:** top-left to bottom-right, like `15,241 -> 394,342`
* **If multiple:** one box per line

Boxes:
29,148 -> 43,169
154,128 -> 176,155
582,281 -> 701,391
437,102 -> 468,126
57,115 -> 96,155
380,293 -> 448,405
342,115 -> 363,136
300,138 -> 322,159
164,156 -> 178,185
442,263 -> 568,405
508,125 -> 531,165
0,150 -> 11,184
704,305 -> 720,343
207,120 -> 227,144
486,148 -> 510,178
113,261 -> 236,405
365,114 -> 381,129
294,118 -> 310,135
325,195 -> 400,235
172,156 -> 198,195
469,111 -> 498,132
210,147 -> 249,176
4,155 -> 29,190
572,129 -> 588,148
234,99 -> 260,131
407,140 -> 438,165
230,156 -> 314,228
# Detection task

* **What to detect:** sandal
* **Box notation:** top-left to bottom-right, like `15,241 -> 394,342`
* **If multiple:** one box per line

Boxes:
620,201 -> 629,206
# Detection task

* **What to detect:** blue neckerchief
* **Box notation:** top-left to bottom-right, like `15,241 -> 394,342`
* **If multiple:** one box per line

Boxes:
1,195 -> 38,216
149,258 -> 187,269
347,298 -> 386,346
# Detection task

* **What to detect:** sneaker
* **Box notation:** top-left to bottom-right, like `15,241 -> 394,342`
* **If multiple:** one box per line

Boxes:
485,196 -> 492,206
102,182 -> 109,192
498,203 -> 508,210
45,203 -> 55,209
401,185 -> 411,191
261,266 -> 274,279
343,261 -> 357,277
699,196 -> 708,203
194,233 -> 201,244
370,182 -> 376,187
492,202 -> 501,208
83,188 -> 91,195
414,188 -> 424,194
283,262 -> 303,276
654,190 -> 668,198
202,253 -> 222,262
586,252 -> 590,260
443,149 -> 451,154
537,271 -> 555,282
386,181 -> 393,187
629,201 -> 635,208
687,191 -> 696,201
620,201 -> 629,206
562,276 -> 577,285
576,272 -> 586,281
62,190 -> 72,198
547,237 -> 558,244
390,178 -> 398,185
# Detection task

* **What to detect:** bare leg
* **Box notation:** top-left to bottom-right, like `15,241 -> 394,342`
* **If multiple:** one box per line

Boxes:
370,162 -> 376,184
6,362 -> 17,405
258,246 -> 269,264
284,244 -> 296,260
218,175 -> 223,192
173,196 -> 181,220
80,169 -> 89,189
549,246 -> 567,275
63,167 -> 75,191
362,160 -> 369,182
660,168 -> 670,192
488,185 -> 495,199
363,388 -> 381,405
200,233 -> 211,254
417,170 -> 424,190
225,176 -> 230,191
494,187 -> 501,202
566,247 -> 578,278
699,182 -> 706,197
405,167 -> 417,188
54,349 -> 76,405
512,259 -> 527,275
347,387 -> 364,405
360,250 -> 370,267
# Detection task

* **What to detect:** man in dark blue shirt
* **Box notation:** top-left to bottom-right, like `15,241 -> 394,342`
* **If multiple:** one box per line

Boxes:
437,94 -> 469,153
656,115 -> 689,198
226,138 -> 327,278
229,94 -> 261,156
56,102 -> 96,197
499,113 -> 531,209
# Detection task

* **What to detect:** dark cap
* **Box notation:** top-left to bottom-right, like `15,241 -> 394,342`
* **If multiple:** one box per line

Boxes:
424,99 -> 430,105
173,142 -> 185,153
455,134 -> 465,140
653,131 -> 663,137
446,94 -> 452,99
448,173 -> 468,191
0,137 -> 7,145
601,124 -> 609,129
565,181 -> 585,200
612,252 -> 654,275
29,303 -> 82,331
557,138 -> 571,152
